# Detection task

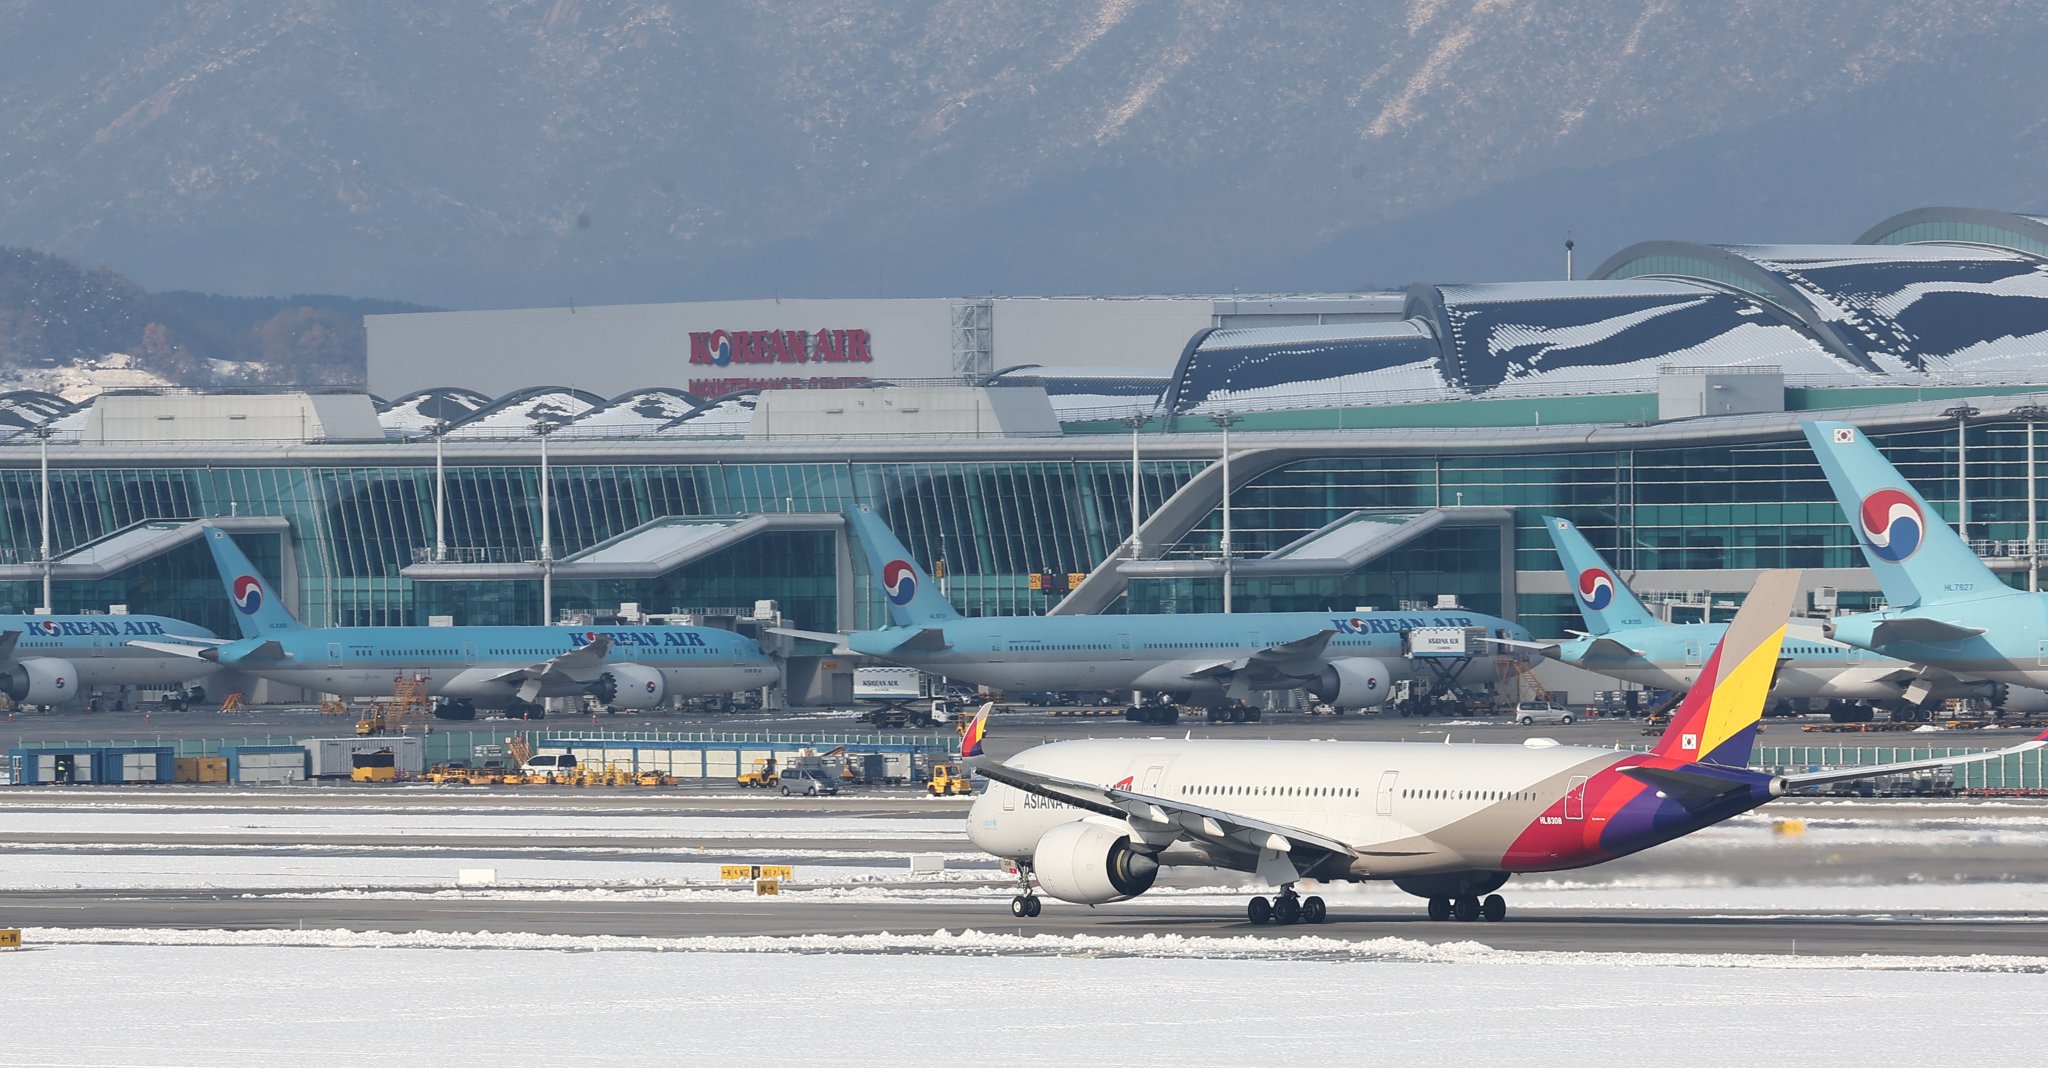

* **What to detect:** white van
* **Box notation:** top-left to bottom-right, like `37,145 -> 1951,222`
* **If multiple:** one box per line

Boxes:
1513,702 -> 1575,726
779,768 -> 839,796
521,753 -> 580,777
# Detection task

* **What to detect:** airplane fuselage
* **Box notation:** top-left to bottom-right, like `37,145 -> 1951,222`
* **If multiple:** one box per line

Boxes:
5,614 -> 221,699
850,610 -> 1532,702
214,625 -> 778,704
968,738 -> 1774,886
1561,622 -> 1995,705
1830,595 -> 2048,691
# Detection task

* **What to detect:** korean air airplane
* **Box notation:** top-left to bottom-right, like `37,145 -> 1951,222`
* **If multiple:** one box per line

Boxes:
2,613 -> 220,707
962,570 -> 2048,924
1803,419 -> 2048,691
131,526 -> 780,717
786,507 -> 1536,721
1537,515 -> 1994,716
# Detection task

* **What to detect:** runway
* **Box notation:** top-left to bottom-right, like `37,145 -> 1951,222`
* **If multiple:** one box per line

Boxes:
6,887 -> 2046,957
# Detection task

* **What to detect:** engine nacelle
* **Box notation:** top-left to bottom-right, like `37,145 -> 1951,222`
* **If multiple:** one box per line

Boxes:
1031,821 -> 1159,905
3,657 -> 80,705
590,663 -> 667,709
1307,658 -> 1391,709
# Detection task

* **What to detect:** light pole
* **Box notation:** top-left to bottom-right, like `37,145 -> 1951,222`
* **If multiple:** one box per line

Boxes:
535,421 -> 557,625
1212,411 -> 1237,613
1564,236 -> 1575,281
1943,405 -> 1982,544
34,424 -> 53,613
1124,413 -> 1146,561
2018,406 -> 2048,591
431,420 -> 449,563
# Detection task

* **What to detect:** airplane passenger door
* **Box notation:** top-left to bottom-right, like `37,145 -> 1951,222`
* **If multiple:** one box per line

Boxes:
2036,640 -> 2048,667
1118,633 -> 1133,661
1683,641 -> 1704,667
327,642 -> 343,662
1565,776 -> 1589,820
1376,770 -> 1398,816
990,635 -> 1006,663
462,641 -> 478,660
1142,765 -> 1165,793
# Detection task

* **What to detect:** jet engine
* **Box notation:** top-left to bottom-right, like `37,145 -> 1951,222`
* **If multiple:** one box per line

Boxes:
1307,658 -> 1392,709
2,658 -> 80,705
589,664 -> 667,709
1031,821 -> 1159,905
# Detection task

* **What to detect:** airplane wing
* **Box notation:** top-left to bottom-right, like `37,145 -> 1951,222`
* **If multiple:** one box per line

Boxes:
0,630 -> 17,662
1581,637 -> 1644,658
974,758 -> 1358,865
1780,729 -> 2048,789
1179,629 -> 1339,682
480,635 -> 614,686
766,626 -> 854,648
1616,764 -> 1755,804
1483,636 -> 1563,657
127,640 -> 216,660
1869,617 -> 1987,645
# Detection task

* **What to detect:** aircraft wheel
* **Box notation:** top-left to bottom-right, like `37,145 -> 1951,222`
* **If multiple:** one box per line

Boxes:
1302,896 -> 1327,924
1427,896 -> 1452,921
1025,895 -> 1042,917
1454,896 -> 1481,922
1274,895 -> 1301,925
1247,896 -> 1273,925
1481,894 -> 1506,923
1011,895 -> 1029,918
1164,708 -> 1180,725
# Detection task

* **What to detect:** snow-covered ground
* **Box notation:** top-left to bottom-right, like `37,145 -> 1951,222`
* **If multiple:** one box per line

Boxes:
4,937 -> 2043,1066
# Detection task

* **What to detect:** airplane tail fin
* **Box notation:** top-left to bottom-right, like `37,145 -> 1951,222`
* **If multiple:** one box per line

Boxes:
1802,421 -> 2004,608
1541,516 -> 1661,634
961,701 -> 992,759
1652,569 -> 1801,768
200,526 -> 304,637
845,506 -> 963,627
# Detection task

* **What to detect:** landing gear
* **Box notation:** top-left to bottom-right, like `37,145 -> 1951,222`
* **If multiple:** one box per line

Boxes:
1246,885 -> 1326,926
1124,704 -> 1181,725
1009,894 -> 1041,918
1204,703 -> 1263,724
434,698 -> 477,721
1430,895 -> 1507,922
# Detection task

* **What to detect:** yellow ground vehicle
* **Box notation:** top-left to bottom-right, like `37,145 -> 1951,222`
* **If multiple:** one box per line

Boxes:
738,757 -> 779,788
350,749 -> 398,783
927,763 -> 974,796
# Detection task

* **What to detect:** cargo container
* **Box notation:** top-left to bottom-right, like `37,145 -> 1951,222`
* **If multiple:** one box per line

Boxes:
102,747 -> 175,784
222,745 -> 307,784
7,748 -> 104,785
173,756 -> 229,783
302,737 -> 424,779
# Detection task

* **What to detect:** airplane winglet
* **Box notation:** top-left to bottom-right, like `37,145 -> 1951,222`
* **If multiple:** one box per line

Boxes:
960,701 -> 992,759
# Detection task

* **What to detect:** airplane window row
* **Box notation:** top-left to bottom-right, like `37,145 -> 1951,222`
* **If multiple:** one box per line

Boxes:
1182,784 -> 1359,798
1404,788 -> 1535,802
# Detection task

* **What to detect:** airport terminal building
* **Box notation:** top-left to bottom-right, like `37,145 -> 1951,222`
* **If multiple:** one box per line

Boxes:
6,207 -> 2048,702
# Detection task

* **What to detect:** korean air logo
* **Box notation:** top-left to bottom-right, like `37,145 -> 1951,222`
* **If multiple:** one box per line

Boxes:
34,620 -> 59,636
232,575 -> 264,615
1577,568 -> 1616,611
1858,489 -> 1924,563
881,560 -> 918,606
707,330 -> 733,367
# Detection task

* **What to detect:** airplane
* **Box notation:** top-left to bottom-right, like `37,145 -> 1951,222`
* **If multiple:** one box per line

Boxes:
958,569 -> 2048,924
1536,514 -> 1996,718
790,506 -> 1538,722
1804,419 -> 2048,691
130,526 -> 780,717
2,612 -> 221,707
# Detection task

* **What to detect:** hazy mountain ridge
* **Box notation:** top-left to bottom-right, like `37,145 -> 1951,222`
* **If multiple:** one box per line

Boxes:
0,1 -> 2039,307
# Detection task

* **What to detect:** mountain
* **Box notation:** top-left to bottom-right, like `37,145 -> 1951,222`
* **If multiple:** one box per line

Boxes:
0,246 -> 434,395
1,1 -> 2042,308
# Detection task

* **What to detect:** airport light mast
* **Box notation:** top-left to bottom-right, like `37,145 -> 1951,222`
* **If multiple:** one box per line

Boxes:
534,420 -> 558,625
1943,404 -> 1982,544
1124,413 -> 1146,561
431,420 -> 450,563
34,422 -> 52,613
1212,410 -> 1237,613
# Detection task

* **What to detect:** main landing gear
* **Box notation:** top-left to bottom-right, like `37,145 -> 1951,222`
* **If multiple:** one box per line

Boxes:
1427,894 -> 1507,922
1246,885 -> 1327,926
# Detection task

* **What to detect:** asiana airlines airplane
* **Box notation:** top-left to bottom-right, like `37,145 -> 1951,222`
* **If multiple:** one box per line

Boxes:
958,569 -> 2045,925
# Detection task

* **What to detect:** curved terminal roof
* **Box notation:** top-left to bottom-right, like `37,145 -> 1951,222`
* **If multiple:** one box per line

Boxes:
0,390 -> 78,438
555,388 -> 702,439
441,386 -> 607,439
1859,207 -> 2048,259
376,386 -> 493,436
1597,241 -> 2048,375
1166,321 -> 1444,414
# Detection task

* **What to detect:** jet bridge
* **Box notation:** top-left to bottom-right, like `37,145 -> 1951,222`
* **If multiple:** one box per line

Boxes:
0,515 -> 292,583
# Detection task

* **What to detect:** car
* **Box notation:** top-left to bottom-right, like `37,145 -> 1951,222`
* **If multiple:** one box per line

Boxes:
1513,702 -> 1575,726
778,768 -> 839,796
521,753 -> 579,776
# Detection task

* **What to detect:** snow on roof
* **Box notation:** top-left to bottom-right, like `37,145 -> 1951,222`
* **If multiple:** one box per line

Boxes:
376,387 -> 493,435
557,389 -> 702,439
1175,321 -> 1448,413
443,388 -> 603,438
